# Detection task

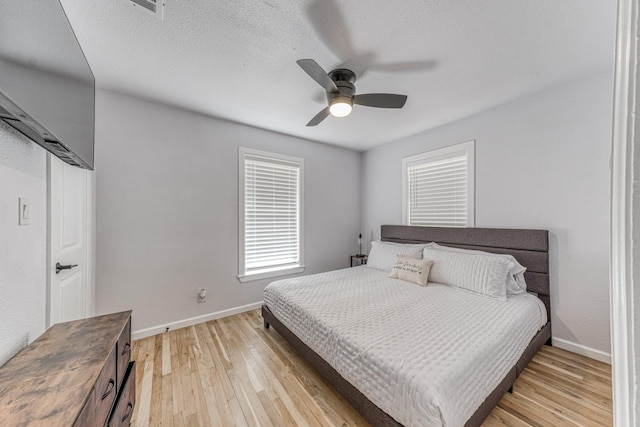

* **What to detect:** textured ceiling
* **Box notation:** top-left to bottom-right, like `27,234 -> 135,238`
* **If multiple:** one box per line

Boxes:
59,0 -> 617,151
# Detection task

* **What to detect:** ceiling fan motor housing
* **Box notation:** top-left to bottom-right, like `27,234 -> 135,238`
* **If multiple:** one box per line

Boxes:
327,68 -> 356,104
329,68 -> 356,84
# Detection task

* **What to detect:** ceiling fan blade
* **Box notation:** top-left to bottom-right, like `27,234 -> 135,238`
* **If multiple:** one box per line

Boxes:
306,0 -> 356,61
306,0 -> 374,77
354,93 -> 408,108
297,59 -> 339,93
306,107 -> 331,126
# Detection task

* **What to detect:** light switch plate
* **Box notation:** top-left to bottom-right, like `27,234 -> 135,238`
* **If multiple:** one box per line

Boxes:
18,198 -> 29,225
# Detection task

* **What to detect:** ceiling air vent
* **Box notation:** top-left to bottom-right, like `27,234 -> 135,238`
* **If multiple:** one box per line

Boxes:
45,140 -> 69,152
128,0 -> 164,19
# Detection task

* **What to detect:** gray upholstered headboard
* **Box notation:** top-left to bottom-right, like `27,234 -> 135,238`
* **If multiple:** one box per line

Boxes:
381,225 -> 551,319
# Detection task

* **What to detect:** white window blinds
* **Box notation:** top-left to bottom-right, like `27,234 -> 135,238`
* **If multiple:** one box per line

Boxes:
403,141 -> 475,227
242,152 -> 301,275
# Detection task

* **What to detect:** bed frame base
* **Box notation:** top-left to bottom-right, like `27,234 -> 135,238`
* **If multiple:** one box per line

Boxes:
262,304 -> 402,426
262,225 -> 552,426
262,304 -> 551,427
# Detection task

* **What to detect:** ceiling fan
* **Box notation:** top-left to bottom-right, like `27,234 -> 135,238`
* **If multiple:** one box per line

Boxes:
297,59 -> 408,126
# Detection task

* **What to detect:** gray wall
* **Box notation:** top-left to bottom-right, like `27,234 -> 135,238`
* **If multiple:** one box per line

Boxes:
361,71 -> 613,357
95,90 -> 361,333
0,70 -> 615,361
0,122 -> 47,365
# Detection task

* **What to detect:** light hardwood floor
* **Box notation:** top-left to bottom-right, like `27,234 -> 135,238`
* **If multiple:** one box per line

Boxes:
131,310 -> 612,426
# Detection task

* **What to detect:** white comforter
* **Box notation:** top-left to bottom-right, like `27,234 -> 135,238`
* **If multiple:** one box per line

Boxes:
263,266 -> 547,427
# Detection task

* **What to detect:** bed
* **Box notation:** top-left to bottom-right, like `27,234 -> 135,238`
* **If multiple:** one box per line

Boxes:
261,225 -> 552,426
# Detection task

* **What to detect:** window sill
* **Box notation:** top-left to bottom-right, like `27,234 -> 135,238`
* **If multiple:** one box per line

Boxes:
237,265 -> 306,283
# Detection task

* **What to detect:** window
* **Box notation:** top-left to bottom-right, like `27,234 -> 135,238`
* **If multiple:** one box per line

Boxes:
238,148 -> 304,282
402,141 -> 475,227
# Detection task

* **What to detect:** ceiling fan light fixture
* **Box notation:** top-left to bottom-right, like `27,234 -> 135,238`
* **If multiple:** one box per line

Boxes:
329,97 -> 353,117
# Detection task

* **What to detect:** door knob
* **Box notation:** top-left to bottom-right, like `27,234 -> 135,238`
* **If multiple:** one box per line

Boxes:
56,262 -> 78,274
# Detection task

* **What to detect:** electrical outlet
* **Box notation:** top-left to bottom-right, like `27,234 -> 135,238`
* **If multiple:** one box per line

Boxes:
197,288 -> 207,303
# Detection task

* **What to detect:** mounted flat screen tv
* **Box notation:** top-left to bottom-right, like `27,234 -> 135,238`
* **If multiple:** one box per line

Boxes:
0,0 -> 95,169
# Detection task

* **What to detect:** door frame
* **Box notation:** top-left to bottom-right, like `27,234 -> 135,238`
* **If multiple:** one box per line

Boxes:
46,154 -> 95,327
610,0 -> 637,424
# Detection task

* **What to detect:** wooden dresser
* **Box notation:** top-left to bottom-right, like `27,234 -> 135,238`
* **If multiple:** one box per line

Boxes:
0,311 -> 135,426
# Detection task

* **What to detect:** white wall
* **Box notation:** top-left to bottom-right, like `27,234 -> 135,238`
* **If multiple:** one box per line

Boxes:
94,90 -> 361,334
361,71 -> 613,358
0,121 -> 47,365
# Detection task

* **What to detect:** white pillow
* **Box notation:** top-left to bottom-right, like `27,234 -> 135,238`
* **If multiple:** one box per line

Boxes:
366,240 -> 427,271
389,255 -> 434,286
423,247 -> 513,301
428,243 -> 527,295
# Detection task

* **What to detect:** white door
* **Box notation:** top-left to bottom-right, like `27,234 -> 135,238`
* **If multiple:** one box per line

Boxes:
48,154 -> 93,326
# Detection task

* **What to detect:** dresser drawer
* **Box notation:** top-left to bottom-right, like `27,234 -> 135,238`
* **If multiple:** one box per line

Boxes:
117,316 -> 132,391
108,361 -> 136,427
73,388 -> 95,427
95,345 -> 118,424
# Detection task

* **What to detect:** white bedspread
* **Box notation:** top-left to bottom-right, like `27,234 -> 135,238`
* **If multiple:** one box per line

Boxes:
263,266 -> 547,427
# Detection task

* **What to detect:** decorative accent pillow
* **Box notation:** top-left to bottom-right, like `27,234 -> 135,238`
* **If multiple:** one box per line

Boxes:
389,255 -> 433,286
366,240 -> 428,272
423,247 -> 512,301
429,243 -> 527,295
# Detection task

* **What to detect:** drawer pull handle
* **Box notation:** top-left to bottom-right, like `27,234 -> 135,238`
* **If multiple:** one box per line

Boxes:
102,378 -> 115,400
121,343 -> 131,355
121,402 -> 134,422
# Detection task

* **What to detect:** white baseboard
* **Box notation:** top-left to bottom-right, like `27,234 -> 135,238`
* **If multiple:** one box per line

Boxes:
132,307 -> 613,365
552,337 -> 611,364
132,301 -> 264,340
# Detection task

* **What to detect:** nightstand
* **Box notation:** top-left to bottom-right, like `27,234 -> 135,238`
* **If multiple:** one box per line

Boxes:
350,254 -> 368,267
